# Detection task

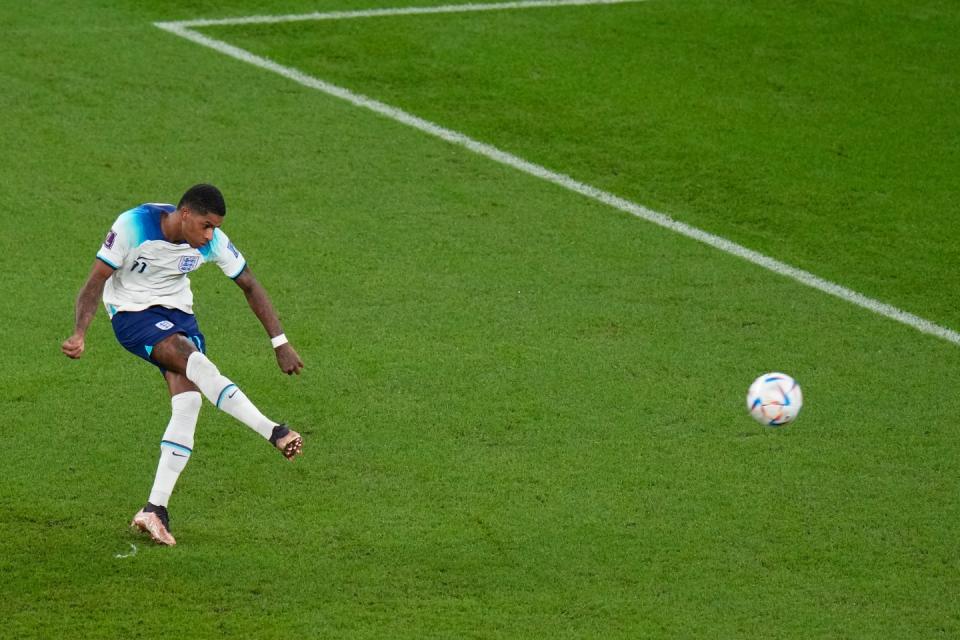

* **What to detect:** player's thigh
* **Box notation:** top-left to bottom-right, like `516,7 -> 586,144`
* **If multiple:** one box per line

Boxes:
151,333 -> 199,374
111,307 -> 206,372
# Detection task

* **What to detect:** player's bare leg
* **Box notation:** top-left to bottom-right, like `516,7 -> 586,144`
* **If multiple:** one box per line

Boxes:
151,333 -> 303,460
166,369 -> 200,396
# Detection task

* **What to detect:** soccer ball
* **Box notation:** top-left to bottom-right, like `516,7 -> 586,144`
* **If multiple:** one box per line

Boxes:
747,372 -> 803,426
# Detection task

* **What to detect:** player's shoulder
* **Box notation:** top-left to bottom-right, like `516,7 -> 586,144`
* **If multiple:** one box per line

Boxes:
112,203 -> 174,243
199,227 -> 242,260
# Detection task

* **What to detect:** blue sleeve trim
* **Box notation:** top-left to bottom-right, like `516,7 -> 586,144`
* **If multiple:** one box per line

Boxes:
230,263 -> 247,280
96,255 -> 119,270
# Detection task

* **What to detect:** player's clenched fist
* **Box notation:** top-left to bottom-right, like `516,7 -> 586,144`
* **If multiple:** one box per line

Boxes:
62,334 -> 85,359
276,343 -> 304,375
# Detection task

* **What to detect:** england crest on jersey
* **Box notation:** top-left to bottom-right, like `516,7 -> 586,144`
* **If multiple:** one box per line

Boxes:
178,255 -> 200,273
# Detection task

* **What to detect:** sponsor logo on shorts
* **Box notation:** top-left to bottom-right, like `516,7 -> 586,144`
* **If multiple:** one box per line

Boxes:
103,230 -> 117,249
178,255 -> 200,273
155,320 -> 174,330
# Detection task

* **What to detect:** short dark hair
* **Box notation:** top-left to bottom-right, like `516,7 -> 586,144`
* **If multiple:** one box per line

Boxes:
178,183 -> 226,217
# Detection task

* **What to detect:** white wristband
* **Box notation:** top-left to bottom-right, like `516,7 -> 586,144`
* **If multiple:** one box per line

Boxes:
271,333 -> 288,349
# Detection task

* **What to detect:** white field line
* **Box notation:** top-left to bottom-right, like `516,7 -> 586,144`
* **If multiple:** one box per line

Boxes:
159,0 -> 649,28
154,2 -> 960,347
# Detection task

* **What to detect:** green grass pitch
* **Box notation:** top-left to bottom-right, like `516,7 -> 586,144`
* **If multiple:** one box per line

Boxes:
1,0 -> 959,637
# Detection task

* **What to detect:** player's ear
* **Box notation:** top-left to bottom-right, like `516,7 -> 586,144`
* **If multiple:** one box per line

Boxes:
181,207 -> 198,225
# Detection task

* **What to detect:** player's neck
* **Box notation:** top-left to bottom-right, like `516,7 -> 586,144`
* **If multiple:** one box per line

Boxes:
160,211 -> 186,244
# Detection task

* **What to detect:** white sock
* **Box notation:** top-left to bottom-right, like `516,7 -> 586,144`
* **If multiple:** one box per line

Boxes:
148,391 -> 202,507
185,351 -> 277,439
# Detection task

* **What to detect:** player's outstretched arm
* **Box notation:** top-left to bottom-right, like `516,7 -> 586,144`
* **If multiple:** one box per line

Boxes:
62,259 -> 114,359
233,267 -> 304,375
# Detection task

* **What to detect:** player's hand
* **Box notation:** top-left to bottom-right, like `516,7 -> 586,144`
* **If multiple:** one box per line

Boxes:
275,343 -> 304,375
61,333 -> 85,359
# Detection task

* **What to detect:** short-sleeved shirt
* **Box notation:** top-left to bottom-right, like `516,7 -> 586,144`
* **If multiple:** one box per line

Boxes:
96,203 -> 246,318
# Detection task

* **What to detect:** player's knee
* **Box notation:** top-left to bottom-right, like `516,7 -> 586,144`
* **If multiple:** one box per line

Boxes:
153,333 -> 198,373
185,351 -> 220,381
184,351 -> 236,408
165,370 -> 201,397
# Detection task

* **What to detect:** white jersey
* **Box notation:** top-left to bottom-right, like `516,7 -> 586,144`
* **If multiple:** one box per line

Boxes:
96,203 -> 246,318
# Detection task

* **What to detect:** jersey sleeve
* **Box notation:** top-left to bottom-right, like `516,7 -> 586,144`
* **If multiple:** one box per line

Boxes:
204,228 -> 247,279
95,212 -> 137,269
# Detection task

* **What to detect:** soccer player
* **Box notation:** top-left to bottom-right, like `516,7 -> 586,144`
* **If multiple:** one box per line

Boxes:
61,184 -> 304,546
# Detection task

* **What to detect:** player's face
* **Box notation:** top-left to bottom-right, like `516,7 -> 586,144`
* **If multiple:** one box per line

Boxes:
183,210 -> 224,248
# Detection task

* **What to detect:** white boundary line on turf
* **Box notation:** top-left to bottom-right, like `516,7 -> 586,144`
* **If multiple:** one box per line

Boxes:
154,1 -> 960,347
160,0 -> 648,27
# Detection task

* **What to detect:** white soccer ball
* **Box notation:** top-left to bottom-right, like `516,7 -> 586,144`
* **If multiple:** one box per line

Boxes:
747,372 -> 803,426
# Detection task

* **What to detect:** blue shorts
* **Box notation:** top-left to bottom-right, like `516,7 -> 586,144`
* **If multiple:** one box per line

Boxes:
111,306 -> 206,372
